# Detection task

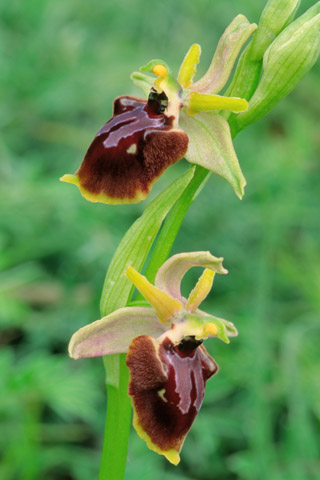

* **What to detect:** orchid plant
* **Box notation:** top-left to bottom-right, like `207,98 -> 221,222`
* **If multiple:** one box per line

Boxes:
61,1 -> 320,479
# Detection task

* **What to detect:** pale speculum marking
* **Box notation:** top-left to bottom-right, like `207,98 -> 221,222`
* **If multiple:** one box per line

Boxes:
158,389 -> 168,402
126,143 -> 137,154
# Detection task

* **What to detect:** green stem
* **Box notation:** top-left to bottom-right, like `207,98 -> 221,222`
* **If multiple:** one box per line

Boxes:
143,165 -> 210,284
98,138 -> 239,479
143,124 -> 241,285
98,166 -> 210,480
99,354 -> 131,480
97,167 -> 197,480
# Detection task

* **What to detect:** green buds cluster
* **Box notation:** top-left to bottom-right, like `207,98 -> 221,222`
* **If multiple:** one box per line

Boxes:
249,0 -> 301,61
228,1 -> 320,135
226,0 -> 301,102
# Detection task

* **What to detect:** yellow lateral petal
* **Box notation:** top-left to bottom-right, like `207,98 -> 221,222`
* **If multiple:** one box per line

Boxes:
126,266 -> 182,323
185,269 -> 215,312
187,92 -> 248,115
177,43 -> 201,88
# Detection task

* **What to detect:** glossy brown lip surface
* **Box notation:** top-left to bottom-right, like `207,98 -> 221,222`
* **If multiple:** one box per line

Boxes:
127,335 -> 218,454
76,95 -> 188,201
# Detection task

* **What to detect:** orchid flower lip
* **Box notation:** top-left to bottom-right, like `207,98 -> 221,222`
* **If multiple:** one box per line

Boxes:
126,332 -> 219,464
61,90 -> 188,205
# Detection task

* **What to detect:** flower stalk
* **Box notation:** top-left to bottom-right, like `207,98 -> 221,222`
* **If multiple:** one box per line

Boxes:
99,355 -> 131,480
97,164 -> 232,479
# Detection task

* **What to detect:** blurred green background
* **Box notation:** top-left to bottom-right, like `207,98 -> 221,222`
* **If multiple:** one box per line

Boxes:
1,0 -> 319,479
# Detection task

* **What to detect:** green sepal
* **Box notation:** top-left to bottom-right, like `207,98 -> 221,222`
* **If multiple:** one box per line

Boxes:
179,111 -> 246,199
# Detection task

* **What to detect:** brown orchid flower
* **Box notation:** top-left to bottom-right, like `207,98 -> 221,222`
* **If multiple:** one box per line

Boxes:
68,251 -> 238,464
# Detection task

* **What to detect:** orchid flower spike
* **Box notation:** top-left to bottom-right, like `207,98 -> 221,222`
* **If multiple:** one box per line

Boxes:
61,15 -> 257,204
68,251 -> 238,465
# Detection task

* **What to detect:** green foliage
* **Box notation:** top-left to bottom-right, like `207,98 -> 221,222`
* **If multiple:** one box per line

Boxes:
100,167 -> 195,317
0,0 -> 319,479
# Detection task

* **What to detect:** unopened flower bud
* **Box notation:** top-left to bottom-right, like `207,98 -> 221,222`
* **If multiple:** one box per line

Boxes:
225,0 -> 301,104
249,0 -> 301,61
232,3 -> 320,134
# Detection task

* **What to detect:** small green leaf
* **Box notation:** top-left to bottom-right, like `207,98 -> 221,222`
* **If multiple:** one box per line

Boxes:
100,166 -> 195,317
180,111 -> 246,198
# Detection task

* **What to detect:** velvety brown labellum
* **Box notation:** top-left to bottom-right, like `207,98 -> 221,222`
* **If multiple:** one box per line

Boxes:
76,95 -> 188,201
127,335 -> 218,454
